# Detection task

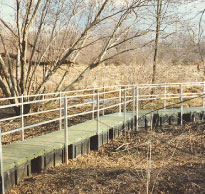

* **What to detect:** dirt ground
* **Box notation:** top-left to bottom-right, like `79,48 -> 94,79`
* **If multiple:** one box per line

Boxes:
8,122 -> 205,194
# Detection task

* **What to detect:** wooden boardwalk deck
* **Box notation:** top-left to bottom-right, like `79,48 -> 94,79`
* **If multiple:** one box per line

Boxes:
1,107 -> 205,193
2,113 -> 133,172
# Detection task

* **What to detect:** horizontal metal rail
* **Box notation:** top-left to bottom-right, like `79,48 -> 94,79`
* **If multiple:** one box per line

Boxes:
0,81 -> 204,101
67,101 -> 94,109
2,118 -> 61,136
0,115 -> 22,122
24,108 -> 60,117
1,81 -> 205,138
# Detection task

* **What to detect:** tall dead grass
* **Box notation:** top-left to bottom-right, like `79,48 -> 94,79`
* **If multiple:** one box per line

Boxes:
34,61 -> 203,93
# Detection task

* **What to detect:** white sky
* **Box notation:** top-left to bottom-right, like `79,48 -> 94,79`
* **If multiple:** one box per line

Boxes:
181,1 -> 205,20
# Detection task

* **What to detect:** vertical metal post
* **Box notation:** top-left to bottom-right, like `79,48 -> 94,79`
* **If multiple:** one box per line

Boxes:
132,86 -> 136,129
203,82 -> 205,107
164,83 -> 167,109
20,95 -> 24,141
136,86 -> 139,131
102,87 -> 105,116
132,86 -> 136,116
64,97 -> 68,165
92,89 -> 95,119
180,84 -> 183,125
0,126 -> 5,194
119,86 -> 122,113
124,88 -> 127,131
59,91 -> 62,130
97,92 -> 100,135
42,87 -> 45,100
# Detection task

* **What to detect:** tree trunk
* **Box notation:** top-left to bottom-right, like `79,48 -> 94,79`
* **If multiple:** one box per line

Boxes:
152,0 -> 162,84
13,104 -> 31,115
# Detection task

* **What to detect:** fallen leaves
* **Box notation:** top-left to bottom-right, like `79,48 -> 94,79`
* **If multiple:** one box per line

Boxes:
8,122 -> 205,194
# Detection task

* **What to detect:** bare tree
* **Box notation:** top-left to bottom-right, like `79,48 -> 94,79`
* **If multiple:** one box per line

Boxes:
197,8 -> 205,79
146,0 -> 179,84
0,0 -> 149,114
152,0 -> 163,84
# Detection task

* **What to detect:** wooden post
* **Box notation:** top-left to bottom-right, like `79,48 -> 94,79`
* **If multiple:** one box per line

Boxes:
0,126 -> 5,194
180,84 -> 183,125
64,97 -> 68,165
92,89 -> 95,119
20,94 -> 24,141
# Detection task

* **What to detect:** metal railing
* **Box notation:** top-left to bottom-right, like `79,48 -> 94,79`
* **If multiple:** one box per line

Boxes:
0,81 -> 205,193
1,82 -> 205,139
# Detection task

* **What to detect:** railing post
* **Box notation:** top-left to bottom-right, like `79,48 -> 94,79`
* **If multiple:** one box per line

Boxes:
164,83 -> 167,109
124,88 -> 127,132
119,86 -> 122,113
132,86 -> 136,129
136,86 -> 139,131
102,87 -> 105,116
203,82 -> 205,107
20,94 -> 24,141
59,91 -> 62,131
42,87 -> 45,100
97,92 -> 100,135
132,86 -> 136,115
180,84 -> 183,125
0,126 -> 5,194
64,96 -> 68,165
92,89 -> 95,119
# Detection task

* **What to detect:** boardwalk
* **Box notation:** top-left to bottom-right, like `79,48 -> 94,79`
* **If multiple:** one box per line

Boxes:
1,82 -> 205,193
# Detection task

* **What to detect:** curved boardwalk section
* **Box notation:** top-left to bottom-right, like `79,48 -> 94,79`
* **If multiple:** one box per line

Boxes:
1,82 -> 205,193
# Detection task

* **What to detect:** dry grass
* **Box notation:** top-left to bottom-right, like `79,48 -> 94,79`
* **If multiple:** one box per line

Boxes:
8,122 -> 205,194
32,62 -> 203,93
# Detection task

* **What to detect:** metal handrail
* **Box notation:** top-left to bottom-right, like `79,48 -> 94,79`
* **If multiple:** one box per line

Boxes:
1,82 -> 205,194
0,81 -> 203,102
0,81 -> 205,139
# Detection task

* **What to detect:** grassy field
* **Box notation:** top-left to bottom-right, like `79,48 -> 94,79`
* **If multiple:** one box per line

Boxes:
8,122 -> 205,194
32,62 -> 203,92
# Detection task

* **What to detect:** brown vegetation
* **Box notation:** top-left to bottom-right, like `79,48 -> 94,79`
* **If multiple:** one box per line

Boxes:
16,61 -> 204,93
